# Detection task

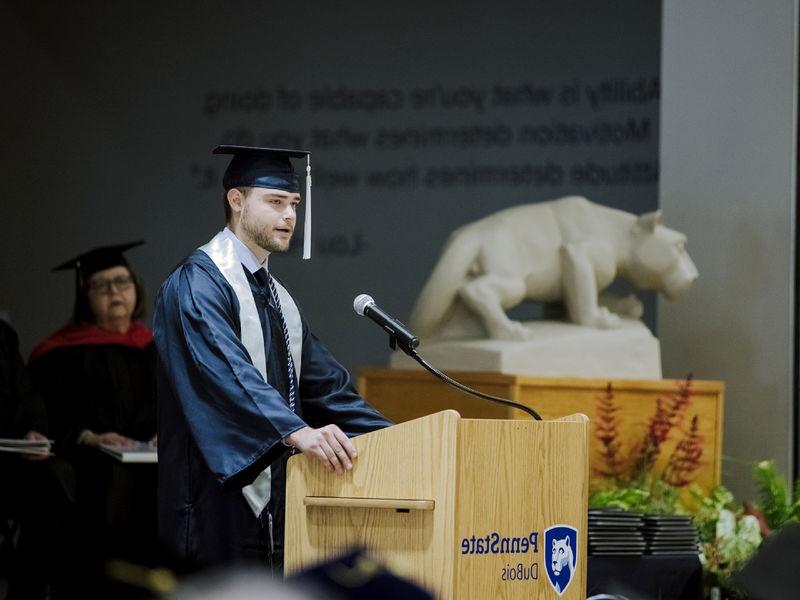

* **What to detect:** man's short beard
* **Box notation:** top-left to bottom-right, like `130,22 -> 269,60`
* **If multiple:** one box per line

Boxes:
241,204 -> 291,253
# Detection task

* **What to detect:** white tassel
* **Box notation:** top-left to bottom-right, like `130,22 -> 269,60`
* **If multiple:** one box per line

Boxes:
302,157 -> 312,259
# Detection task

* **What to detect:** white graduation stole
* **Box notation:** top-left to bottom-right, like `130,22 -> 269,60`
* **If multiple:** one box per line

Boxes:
200,231 -> 303,517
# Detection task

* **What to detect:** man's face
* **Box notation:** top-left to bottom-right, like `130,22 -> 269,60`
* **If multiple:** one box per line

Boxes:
239,188 -> 301,253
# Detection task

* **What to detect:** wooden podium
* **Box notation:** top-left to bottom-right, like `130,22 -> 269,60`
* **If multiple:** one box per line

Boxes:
285,410 -> 589,599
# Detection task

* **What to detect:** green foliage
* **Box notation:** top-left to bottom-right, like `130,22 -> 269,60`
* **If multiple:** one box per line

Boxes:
589,478 -> 680,515
753,460 -> 800,529
647,479 -> 682,514
689,484 -> 735,543
589,485 -> 650,513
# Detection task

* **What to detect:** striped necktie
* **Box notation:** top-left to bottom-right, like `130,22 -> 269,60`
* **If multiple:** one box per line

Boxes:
241,269 -> 298,518
260,270 -> 297,411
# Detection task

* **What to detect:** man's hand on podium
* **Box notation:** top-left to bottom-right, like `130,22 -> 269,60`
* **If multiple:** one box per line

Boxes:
284,425 -> 358,475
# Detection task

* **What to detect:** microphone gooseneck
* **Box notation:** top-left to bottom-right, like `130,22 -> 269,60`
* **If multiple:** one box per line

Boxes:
353,293 -> 541,421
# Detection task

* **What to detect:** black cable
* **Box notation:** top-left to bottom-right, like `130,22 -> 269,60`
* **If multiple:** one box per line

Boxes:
409,349 -> 542,421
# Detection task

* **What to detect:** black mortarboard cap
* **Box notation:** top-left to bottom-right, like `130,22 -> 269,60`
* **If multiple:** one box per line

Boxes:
213,145 -> 309,192
52,241 -> 144,287
213,145 -> 314,259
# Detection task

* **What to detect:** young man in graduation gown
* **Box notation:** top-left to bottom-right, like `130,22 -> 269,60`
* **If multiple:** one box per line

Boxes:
153,145 -> 391,573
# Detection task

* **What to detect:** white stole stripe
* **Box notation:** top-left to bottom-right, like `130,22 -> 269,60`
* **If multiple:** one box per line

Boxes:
200,233 -> 267,380
199,230 -> 304,517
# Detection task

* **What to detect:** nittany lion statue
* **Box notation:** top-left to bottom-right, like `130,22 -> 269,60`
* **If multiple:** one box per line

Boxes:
409,196 -> 698,341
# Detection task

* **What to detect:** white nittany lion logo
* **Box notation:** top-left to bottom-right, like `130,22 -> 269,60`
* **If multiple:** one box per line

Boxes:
544,525 -> 578,596
551,536 -> 574,577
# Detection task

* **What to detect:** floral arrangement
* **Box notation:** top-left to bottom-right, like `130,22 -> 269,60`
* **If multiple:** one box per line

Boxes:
589,377 -> 797,599
691,485 -> 761,596
688,460 -> 800,596
589,375 -> 702,514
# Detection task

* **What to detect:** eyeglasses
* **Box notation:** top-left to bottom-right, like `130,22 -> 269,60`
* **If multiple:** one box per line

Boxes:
87,275 -> 134,294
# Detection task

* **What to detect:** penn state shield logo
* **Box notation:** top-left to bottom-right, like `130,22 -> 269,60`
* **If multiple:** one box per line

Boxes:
544,525 -> 578,596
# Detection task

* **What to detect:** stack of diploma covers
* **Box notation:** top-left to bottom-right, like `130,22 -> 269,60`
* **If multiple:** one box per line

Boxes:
99,441 -> 157,463
588,508 -> 646,556
642,514 -> 699,555
0,437 -> 52,457
588,509 -> 700,556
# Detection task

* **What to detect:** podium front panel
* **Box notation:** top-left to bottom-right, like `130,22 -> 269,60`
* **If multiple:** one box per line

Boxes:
453,416 -> 589,599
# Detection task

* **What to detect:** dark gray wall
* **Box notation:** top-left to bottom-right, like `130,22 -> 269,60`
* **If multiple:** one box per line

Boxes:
0,1 -> 661,374
660,0 -> 797,496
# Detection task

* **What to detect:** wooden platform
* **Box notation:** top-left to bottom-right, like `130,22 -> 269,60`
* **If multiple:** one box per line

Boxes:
358,368 -> 724,493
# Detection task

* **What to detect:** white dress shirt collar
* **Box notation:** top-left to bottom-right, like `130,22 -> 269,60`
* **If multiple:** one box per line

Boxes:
222,227 -> 269,274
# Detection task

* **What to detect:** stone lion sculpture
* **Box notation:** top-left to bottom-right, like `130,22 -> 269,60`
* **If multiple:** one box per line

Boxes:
408,196 -> 698,341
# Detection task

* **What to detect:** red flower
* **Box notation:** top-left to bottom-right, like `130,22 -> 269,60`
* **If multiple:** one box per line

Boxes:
663,414 -> 704,487
593,383 -> 625,479
635,374 -> 694,477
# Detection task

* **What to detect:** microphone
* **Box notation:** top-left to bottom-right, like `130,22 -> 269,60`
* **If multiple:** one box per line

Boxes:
353,294 -> 419,355
353,293 -> 541,421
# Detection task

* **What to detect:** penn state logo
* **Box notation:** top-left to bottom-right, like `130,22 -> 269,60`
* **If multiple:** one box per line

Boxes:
544,525 -> 578,596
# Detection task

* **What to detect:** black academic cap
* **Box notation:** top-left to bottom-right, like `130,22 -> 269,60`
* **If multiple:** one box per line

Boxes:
213,145 -> 309,193
213,145 -> 314,259
52,241 -> 144,285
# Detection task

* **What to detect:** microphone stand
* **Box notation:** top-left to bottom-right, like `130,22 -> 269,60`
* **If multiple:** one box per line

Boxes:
387,332 -> 542,421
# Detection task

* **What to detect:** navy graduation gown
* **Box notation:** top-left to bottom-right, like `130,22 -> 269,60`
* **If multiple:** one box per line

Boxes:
153,250 -> 390,570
